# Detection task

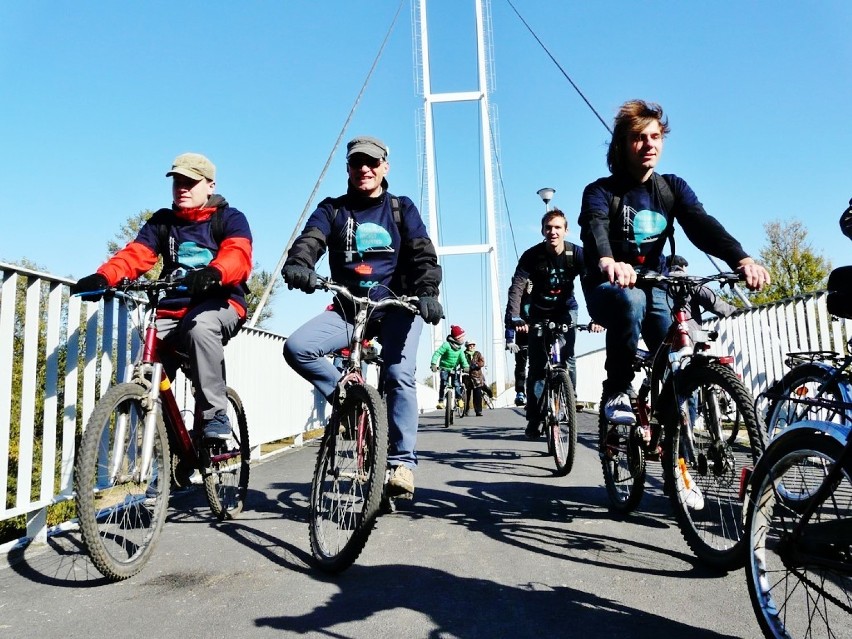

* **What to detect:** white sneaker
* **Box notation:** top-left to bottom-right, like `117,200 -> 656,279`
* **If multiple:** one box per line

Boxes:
604,393 -> 635,425
677,458 -> 705,511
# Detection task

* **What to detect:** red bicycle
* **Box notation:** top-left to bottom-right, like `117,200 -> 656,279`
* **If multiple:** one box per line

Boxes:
73,278 -> 250,580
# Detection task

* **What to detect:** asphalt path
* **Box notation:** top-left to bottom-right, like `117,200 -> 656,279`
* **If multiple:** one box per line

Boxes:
1,407 -> 762,638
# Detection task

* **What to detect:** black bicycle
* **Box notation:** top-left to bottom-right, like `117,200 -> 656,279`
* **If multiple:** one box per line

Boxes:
745,416 -> 851,638
528,319 -> 578,477
599,271 -> 764,569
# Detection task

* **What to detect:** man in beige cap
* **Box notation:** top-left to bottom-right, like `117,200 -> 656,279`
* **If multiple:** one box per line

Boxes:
282,135 -> 443,498
71,153 -> 253,444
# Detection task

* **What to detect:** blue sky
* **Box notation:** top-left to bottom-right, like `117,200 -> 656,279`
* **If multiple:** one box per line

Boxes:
2,1 -> 850,381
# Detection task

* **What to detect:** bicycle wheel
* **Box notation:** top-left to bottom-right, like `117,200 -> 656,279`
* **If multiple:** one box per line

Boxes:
764,363 -> 848,440
745,429 -> 852,639
599,390 -> 646,514
549,370 -> 577,476
203,387 -> 250,520
74,382 -> 171,580
444,388 -> 454,428
665,360 -> 765,570
456,391 -> 466,419
309,383 -> 388,573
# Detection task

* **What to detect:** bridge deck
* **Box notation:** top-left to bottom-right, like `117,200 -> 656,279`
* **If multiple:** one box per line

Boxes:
1,408 -> 760,638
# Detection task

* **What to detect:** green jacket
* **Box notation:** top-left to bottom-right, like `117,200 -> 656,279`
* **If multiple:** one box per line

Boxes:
431,342 -> 470,371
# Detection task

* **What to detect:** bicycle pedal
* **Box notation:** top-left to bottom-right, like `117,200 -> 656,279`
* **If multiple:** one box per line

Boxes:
645,446 -> 662,461
391,491 -> 414,501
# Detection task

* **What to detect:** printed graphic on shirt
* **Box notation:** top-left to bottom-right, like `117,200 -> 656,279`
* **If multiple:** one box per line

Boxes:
623,205 -> 667,250
343,218 -> 394,261
177,242 -> 214,268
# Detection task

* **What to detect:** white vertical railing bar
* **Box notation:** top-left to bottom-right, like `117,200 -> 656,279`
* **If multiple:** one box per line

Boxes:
16,278 -> 40,509
0,272 -> 17,510
59,295 -> 81,498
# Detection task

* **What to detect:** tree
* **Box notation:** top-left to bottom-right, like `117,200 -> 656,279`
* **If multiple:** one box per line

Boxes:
106,210 -> 279,327
747,219 -> 831,305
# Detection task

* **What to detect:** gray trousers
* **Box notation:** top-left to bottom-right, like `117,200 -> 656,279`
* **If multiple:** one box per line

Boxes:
156,299 -> 241,421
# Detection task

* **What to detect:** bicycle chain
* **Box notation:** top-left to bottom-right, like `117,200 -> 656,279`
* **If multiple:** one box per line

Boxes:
786,565 -> 852,614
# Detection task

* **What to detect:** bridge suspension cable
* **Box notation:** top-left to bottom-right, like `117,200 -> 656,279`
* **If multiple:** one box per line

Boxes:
248,0 -> 406,327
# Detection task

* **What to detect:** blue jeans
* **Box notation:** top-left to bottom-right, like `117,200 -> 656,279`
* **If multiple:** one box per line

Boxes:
438,369 -> 463,400
526,309 -> 578,424
586,281 -> 669,395
283,308 -> 423,468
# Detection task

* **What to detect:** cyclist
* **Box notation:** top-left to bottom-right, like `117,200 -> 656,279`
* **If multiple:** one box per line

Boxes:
578,99 -> 769,430
505,279 -> 532,406
282,136 -> 443,498
505,208 -> 602,440
430,325 -> 470,410
70,152 -> 253,440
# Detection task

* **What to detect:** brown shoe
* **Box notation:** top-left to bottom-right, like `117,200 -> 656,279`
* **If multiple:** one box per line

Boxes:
387,465 -> 415,496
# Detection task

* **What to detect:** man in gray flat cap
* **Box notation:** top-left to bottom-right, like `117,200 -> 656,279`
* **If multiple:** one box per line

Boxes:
282,136 -> 443,498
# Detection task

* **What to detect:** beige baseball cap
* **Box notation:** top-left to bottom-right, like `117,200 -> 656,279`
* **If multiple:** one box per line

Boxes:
166,153 -> 216,181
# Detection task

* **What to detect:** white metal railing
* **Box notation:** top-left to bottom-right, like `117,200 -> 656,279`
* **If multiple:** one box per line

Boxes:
574,289 -> 852,410
3,260 -> 849,547
0,262 -> 442,546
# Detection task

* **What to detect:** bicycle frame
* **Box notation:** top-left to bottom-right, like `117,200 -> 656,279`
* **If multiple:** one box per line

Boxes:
114,286 -> 236,484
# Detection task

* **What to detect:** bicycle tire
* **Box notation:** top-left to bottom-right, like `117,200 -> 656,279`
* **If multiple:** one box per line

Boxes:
549,370 -> 577,476
599,390 -> 646,514
203,387 -> 250,520
764,363 -> 848,440
665,360 -> 765,570
745,429 -> 852,639
444,388 -> 454,428
309,383 -> 388,573
74,382 -> 171,580
456,392 -> 466,419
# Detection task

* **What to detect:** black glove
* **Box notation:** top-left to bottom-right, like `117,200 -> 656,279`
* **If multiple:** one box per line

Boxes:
282,265 -> 317,293
70,273 -> 109,301
183,266 -> 221,295
415,296 -> 443,324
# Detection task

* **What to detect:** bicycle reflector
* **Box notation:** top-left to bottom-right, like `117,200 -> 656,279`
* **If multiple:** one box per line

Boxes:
739,466 -> 753,502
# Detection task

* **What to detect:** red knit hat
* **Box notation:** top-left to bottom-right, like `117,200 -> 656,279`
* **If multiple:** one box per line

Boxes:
450,325 -> 466,343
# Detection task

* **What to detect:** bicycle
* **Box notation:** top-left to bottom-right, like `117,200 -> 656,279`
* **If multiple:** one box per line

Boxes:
307,278 -> 419,573
73,278 -> 250,580
744,417 -> 851,638
442,366 -> 466,428
761,348 -> 852,441
527,319 -> 578,477
598,271 -> 765,569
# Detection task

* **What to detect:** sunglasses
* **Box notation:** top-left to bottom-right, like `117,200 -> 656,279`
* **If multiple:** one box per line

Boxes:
347,155 -> 383,170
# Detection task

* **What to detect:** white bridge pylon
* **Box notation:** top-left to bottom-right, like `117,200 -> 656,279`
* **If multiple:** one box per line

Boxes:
417,0 -> 507,401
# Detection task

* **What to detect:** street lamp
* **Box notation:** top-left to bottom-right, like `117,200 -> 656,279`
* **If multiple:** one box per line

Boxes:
537,187 -> 556,212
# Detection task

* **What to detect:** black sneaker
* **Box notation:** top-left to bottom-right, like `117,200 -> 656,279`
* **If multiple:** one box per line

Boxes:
525,420 -> 541,440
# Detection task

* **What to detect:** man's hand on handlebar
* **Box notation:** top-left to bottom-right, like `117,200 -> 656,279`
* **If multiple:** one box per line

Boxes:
599,257 -> 636,288
282,264 -> 318,293
736,259 -> 771,291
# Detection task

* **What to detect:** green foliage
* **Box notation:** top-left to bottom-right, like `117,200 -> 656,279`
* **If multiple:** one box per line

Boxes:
245,267 -> 280,329
107,209 -> 163,280
747,219 -> 831,305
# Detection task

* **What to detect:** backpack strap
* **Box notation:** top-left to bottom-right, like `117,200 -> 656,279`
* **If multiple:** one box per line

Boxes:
330,194 -> 402,232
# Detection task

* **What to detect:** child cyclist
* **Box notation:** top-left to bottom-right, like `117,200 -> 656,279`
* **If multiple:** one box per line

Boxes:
430,325 -> 470,409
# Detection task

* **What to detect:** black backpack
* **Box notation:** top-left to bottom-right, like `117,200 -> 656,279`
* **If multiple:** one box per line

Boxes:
827,265 -> 852,319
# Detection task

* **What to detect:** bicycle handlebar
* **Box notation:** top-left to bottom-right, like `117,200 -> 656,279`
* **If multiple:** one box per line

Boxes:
315,277 -> 420,315
635,270 -> 744,287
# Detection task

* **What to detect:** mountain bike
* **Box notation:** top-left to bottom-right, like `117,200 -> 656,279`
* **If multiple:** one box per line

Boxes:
307,278 -> 419,573
598,271 -> 764,569
761,348 -> 852,441
442,366 -> 466,428
73,278 -> 250,580
528,319 -> 578,477
745,416 -> 851,638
